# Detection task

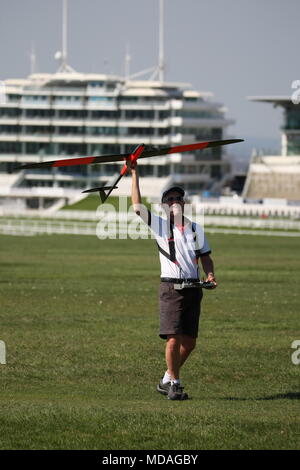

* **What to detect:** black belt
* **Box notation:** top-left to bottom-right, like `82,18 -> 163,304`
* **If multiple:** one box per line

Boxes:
161,277 -> 199,283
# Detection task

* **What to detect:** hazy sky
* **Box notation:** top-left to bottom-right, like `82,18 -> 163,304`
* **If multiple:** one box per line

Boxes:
0,0 -> 299,155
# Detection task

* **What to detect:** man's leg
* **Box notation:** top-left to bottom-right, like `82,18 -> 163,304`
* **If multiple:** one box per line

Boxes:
165,334 -> 182,380
166,334 -> 196,379
164,334 -> 189,400
179,334 -> 197,368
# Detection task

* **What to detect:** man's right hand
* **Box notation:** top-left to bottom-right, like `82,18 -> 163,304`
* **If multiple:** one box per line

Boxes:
126,160 -> 137,171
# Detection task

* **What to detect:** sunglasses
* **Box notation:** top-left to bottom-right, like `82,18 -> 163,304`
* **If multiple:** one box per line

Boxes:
164,196 -> 184,203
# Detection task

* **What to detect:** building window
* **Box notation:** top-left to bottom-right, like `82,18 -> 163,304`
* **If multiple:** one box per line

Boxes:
86,126 -> 117,136
124,110 -> 155,120
58,143 -> 87,155
0,107 -> 21,117
58,109 -> 87,119
119,96 -> 139,103
158,165 -> 170,177
158,110 -> 170,119
89,81 -> 105,88
25,108 -> 54,118
24,142 -> 54,155
137,165 -> 154,177
0,142 -> 21,153
124,127 -> 155,136
8,94 -> 21,102
89,96 -> 113,103
23,95 -> 48,102
57,126 -> 84,135
175,110 -> 220,119
90,144 -> 120,155
158,128 -> 169,136
285,109 -> 300,130
287,143 -> 300,155
90,110 -> 119,119
0,125 -> 19,133
24,125 -> 53,134
102,164 -> 121,175
54,95 -> 81,103
210,165 -> 221,179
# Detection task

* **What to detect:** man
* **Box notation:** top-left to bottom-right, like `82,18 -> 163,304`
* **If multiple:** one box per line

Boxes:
128,160 -> 217,401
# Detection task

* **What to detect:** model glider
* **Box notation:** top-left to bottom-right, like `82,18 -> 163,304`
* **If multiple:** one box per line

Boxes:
14,138 -> 243,203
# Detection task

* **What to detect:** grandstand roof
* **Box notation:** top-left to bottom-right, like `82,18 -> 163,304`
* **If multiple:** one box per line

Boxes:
247,96 -> 293,109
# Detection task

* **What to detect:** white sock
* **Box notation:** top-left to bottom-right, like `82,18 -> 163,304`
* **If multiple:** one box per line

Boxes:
171,379 -> 181,386
162,371 -> 172,384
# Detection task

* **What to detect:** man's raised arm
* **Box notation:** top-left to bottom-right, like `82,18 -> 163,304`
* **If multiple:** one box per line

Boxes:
127,161 -> 152,226
130,163 -> 142,208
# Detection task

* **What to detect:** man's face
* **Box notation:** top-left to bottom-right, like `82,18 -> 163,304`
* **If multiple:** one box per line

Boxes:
162,191 -> 185,219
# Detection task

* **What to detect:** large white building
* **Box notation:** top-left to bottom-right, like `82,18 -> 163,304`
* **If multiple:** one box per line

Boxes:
0,70 -> 236,204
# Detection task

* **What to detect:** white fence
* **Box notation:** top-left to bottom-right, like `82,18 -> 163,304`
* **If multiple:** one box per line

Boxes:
2,211 -> 300,229
204,216 -> 300,231
0,219 -> 98,236
0,217 -> 299,238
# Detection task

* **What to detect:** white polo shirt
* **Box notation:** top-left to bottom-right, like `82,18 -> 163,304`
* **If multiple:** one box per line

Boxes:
136,206 -> 211,279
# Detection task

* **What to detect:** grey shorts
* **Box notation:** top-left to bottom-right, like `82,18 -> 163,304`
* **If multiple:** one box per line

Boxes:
159,282 -> 203,340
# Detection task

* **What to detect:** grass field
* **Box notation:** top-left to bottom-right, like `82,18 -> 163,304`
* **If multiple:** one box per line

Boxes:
0,232 -> 299,450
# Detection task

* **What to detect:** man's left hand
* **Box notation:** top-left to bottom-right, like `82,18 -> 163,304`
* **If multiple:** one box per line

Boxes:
206,273 -> 217,288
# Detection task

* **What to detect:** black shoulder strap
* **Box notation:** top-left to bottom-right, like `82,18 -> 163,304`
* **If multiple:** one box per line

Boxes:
156,219 -> 179,265
167,222 -> 177,263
